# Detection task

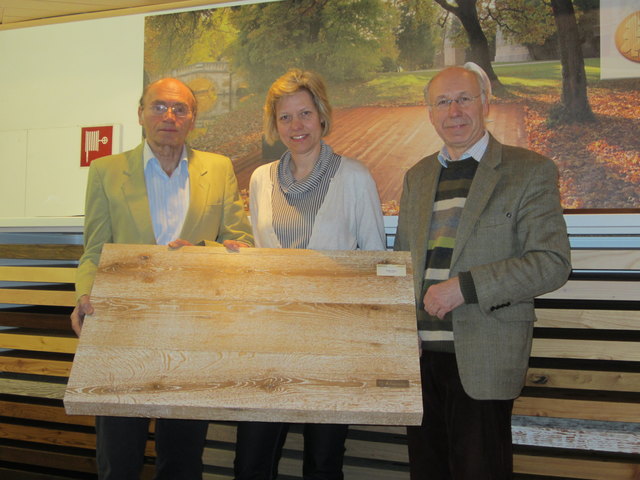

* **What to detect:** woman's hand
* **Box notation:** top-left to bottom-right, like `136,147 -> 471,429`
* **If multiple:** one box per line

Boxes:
168,238 -> 194,249
71,295 -> 94,337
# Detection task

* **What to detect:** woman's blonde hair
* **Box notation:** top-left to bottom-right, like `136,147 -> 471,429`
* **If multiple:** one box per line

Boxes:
263,68 -> 332,145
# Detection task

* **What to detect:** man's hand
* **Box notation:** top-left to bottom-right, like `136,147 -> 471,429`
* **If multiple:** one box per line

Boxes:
423,277 -> 464,319
168,238 -> 250,251
222,239 -> 251,252
71,294 -> 93,337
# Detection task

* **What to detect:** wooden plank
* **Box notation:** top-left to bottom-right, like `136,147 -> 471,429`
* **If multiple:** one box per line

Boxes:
0,423 -> 96,450
64,302 -> 416,355
539,280 -> 639,301
0,266 -> 76,283
345,436 -> 409,463
513,453 -> 640,480
201,474 -> 233,480
202,425 -> 411,480
0,311 -> 72,331
0,288 -> 76,306
205,422 -> 409,463
512,416 -> 640,454
89,245 -> 414,306
0,378 -> 66,399
279,455 -> 408,480
0,423 -> 155,456
514,397 -> 640,423
535,308 -> 640,330
525,368 -> 640,392
0,400 -> 93,426
531,338 -> 640,362
65,245 -> 422,425
0,467 -> 82,480
0,244 -> 83,260
0,353 -> 72,376
0,445 -> 95,474
0,332 -> 78,353
571,249 -> 640,271
205,422 -> 236,443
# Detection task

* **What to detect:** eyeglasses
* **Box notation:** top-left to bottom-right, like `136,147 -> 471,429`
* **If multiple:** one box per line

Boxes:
430,94 -> 482,110
147,103 -> 192,117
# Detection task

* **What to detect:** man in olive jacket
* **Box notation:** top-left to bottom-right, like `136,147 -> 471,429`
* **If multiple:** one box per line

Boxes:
71,78 -> 253,480
394,64 -> 571,479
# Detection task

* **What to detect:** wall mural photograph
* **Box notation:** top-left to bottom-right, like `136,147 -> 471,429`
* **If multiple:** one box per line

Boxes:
143,0 -> 640,214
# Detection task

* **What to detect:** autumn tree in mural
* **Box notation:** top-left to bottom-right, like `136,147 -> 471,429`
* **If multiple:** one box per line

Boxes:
440,0 -> 595,124
432,0 -> 502,87
549,0 -> 595,123
227,0 -> 398,89
395,0 -> 439,71
144,8 -> 237,81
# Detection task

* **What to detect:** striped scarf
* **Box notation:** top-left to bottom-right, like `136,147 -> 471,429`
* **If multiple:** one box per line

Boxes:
271,142 -> 341,249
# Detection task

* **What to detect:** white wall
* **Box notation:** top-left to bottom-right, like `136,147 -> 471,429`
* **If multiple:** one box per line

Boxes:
0,15 -> 145,219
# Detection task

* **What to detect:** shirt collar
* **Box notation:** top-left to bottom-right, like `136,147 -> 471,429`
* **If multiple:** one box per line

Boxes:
437,131 -> 489,167
143,140 -> 189,172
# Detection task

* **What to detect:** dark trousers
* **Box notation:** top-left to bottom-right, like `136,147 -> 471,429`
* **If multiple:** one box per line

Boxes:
234,421 -> 348,480
407,351 -> 514,480
95,416 -> 209,480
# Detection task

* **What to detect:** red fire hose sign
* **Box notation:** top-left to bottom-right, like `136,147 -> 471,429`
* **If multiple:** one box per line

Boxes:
81,126 -> 113,167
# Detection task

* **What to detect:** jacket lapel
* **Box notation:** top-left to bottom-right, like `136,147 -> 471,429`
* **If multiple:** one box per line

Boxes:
121,144 -> 156,243
451,135 -> 502,266
180,148 -> 209,240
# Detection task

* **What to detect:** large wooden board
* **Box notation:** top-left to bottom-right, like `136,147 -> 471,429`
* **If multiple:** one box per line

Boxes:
64,244 -> 421,425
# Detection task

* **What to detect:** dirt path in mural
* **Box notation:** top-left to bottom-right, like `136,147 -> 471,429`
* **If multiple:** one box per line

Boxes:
233,104 -> 528,213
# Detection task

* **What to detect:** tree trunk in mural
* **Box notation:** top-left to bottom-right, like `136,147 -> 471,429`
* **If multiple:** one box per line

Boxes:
549,0 -> 595,123
433,0 -> 502,89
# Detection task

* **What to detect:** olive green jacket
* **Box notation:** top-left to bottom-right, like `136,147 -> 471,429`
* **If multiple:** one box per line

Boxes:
76,143 -> 253,300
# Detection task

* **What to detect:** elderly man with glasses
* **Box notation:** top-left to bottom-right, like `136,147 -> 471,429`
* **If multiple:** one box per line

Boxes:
71,77 -> 253,480
394,63 -> 571,480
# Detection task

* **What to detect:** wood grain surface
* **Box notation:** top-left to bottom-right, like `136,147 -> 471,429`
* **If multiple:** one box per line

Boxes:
64,244 -> 421,425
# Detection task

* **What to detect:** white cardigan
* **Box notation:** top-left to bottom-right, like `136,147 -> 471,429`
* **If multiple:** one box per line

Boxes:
249,156 -> 385,251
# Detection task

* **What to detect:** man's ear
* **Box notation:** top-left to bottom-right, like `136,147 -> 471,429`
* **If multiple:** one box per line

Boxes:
482,98 -> 490,118
427,106 -> 435,125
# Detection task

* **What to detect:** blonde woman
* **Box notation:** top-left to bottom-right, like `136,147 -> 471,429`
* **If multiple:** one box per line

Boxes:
234,69 -> 385,480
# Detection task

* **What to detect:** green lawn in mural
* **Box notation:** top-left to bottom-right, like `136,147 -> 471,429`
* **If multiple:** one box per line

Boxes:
144,0 -> 640,212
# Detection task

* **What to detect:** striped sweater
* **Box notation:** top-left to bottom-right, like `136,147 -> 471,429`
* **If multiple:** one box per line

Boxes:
419,157 -> 478,352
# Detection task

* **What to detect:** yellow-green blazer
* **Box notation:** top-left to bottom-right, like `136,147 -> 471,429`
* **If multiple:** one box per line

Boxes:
76,143 -> 253,300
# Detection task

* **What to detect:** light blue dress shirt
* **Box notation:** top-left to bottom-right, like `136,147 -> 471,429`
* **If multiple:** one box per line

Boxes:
143,141 -> 190,245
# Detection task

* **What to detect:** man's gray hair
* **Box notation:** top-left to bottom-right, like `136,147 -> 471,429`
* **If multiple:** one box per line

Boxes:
462,62 -> 491,103
424,62 -> 492,105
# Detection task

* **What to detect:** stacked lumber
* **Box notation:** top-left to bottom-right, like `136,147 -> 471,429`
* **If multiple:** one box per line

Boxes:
512,248 -> 640,479
0,242 -> 103,478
